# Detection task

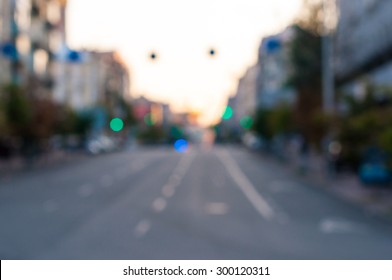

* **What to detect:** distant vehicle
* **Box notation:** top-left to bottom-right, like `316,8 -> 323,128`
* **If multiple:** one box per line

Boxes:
86,135 -> 117,155
359,147 -> 391,185
242,132 -> 263,150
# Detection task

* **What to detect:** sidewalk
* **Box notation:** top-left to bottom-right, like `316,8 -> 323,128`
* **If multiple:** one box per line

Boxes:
287,151 -> 392,222
0,150 -> 88,178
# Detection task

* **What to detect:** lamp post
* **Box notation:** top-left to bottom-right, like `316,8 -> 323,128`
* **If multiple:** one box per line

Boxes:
322,0 -> 337,114
10,0 -> 18,84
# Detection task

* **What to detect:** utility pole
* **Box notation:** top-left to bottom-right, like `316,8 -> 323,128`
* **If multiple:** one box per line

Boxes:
10,0 -> 18,84
322,0 -> 336,114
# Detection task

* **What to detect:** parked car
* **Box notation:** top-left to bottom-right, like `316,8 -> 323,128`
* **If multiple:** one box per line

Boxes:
359,147 -> 391,185
86,135 -> 117,155
242,132 -> 264,150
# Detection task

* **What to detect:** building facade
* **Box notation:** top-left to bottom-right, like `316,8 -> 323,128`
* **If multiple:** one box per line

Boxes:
256,27 -> 296,109
335,0 -> 392,95
233,65 -> 258,124
54,51 -> 131,111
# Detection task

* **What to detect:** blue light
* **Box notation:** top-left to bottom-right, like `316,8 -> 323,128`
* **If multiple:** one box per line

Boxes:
1,42 -> 18,60
67,50 -> 82,63
174,139 -> 188,153
265,38 -> 281,54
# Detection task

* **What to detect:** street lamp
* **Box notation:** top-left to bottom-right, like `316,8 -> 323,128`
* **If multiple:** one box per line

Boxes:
322,0 -> 338,114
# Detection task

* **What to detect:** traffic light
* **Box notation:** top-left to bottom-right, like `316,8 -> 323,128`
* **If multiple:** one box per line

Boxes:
149,52 -> 157,60
222,106 -> 233,120
110,118 -> 124,132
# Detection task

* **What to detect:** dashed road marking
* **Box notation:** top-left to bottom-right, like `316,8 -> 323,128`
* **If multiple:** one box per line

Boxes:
205,202 -> 229,215
160,154 -> 195,199
134,219 -> 151,238
169,174 -> 181,186
152,197 -> 167,212
162,184 -> 176,198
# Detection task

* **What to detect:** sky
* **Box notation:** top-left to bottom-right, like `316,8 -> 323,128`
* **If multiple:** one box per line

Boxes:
67,0 -> 303,125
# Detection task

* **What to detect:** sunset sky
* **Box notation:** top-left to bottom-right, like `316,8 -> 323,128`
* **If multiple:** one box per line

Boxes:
67,0 -> 303,125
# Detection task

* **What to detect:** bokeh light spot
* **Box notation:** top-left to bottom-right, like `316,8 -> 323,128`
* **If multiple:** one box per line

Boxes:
222,106 -> 233,120
174,139 -> 189,153
110,118 -> 124,132
240,116 -> 254,129
144,113 -> 155,126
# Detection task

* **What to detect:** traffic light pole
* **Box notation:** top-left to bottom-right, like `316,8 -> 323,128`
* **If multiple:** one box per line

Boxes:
10,0 -> 18,84
322,0 -> 335,114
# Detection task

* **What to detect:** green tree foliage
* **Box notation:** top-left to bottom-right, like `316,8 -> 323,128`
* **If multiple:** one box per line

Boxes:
117,96 -> 136,126
54,106 -> 93,138
2,84 -> 32,137
337,84 -> 392,168
137,126 -> 166,144
287,25 -> 322,90
253,109 -> 273,140
252,105 -> 295,140
0,83 -> 94,156
286,0 -> 323,144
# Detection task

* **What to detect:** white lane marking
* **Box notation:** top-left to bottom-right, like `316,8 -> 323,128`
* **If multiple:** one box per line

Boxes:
177,166 -> 187,175
173,154 -> 194,175
134,219 -> 151,238
162,184 -> 176,198
217,149 -> 275,221
152,197 -> 167,212
100,174 -> 114,188
205,202 -> 229,215
161,154 -> 195,198
169,174 -> 181,186
43,199 -> 58,213
319,218 -> 368,234
78,183 -> 94,197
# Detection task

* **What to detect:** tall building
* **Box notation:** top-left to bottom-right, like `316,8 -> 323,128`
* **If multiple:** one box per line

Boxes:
0,0 -> 18,84
335,0 -> 392,96
234,65 -> 259,124
54,50 -> 131,111
256,27 -> 296,109
132,96 -> 172,127
0,0 -> 66,90
1,1 -> 132,115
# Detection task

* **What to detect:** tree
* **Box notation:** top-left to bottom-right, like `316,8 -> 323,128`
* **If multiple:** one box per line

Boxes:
336,83 -> 392,169
252,105 -> 295,141
2,84 -> 32,138
286,0 -> 323,144
253,109 -> 273,140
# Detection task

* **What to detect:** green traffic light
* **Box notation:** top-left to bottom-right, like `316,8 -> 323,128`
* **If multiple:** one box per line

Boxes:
240,116 -> 253,129
222,106 -> 233,120
144,113 -> 155,126
110,118 -> 124,132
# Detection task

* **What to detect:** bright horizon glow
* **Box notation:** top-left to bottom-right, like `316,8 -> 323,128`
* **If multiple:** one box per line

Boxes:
67,0 -> 302,126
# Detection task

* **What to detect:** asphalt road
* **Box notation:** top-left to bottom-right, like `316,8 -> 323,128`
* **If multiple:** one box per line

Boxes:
1,145 -> 392,259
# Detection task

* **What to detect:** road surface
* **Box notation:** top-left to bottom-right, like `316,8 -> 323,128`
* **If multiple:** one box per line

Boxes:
0,145 -> 392,259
